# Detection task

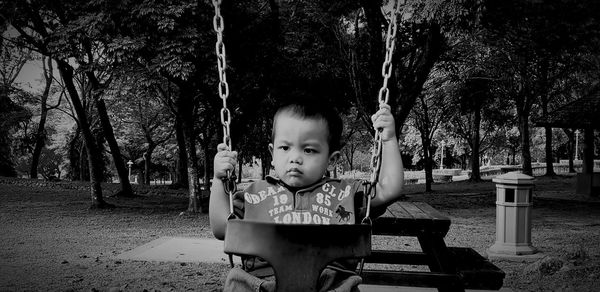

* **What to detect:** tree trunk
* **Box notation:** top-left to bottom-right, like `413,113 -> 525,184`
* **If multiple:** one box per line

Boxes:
79,143 -> 88,181
512,149 -> 516,165
238,156 -> 243,183
57,60 -> 109,208
422,139 -> 433,192
518,113 -> 533,176
348,149 -> 354,172
97,98 -> 134,196
184,128 -> 200,212
178,94 -> 200,212
564,129 -> 576,173
68,129 -> 82,181
30,104 -> 48,179
31,57 -> 54,179
358,0 -> 384,120
469,108 -> 482,181
175,118 -> 189,186
87,73 -> 134,197
261,152 -> 271,179
0,120 -> 16,176
582,128 -> 594,175
143,144 -> 156,185
539,58 -> 555,176
202,138 -> 211,187
543,126 -> 556,176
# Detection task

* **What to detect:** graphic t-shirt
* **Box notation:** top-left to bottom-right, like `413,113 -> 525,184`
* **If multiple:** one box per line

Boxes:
233,176 -> 365,225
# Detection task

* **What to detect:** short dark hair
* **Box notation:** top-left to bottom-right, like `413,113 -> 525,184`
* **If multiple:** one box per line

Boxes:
272,99 -> 343,153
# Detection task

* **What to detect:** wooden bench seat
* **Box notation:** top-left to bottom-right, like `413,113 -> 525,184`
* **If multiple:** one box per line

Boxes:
361,247 -> 504,290
449,247 -> 505,290
360,201 -> 505,292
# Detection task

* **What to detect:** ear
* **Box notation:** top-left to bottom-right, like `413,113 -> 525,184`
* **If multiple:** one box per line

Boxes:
328,150 -> 341,166
268,143 -> 274,165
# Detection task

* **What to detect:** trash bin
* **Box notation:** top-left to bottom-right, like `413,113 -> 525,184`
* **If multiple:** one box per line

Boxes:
487,172 -> 537,256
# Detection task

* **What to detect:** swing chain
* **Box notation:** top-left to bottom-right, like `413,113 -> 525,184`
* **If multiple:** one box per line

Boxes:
212,0 -> 237,216
378,0 -> 402,105
213,0 -> 232,150
364,0 -> 402,223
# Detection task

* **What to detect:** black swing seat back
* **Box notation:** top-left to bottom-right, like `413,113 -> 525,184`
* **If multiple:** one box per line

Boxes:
224,219 -> 372,292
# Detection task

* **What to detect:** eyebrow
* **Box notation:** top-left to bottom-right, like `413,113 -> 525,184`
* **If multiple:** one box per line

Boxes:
302,141 -> 325,149
274,139 -> 324,147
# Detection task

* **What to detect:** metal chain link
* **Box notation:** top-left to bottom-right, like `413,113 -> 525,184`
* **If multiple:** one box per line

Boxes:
363,0 -> 402,223
212,0 -> 237,217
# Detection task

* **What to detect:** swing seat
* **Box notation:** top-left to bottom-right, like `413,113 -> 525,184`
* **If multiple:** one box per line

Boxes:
224,219 -> 372,292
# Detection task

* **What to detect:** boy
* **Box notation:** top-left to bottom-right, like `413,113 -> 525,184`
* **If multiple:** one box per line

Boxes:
210,100 -> 404,291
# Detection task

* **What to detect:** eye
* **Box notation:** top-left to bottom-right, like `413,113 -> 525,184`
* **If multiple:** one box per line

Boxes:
278,145 -> 289,151
304,148 -> 316,154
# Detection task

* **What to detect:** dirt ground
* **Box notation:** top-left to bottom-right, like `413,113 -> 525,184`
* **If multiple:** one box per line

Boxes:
1,175 -> 599,292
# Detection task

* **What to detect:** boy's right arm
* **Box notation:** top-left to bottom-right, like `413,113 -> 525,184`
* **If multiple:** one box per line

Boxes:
209,144 -> 237,240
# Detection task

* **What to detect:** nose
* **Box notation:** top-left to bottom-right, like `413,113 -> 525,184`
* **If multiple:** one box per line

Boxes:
289,149 -> 303,164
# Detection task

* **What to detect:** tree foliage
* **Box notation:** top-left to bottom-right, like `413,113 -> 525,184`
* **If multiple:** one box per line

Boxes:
2,0 -> 599,205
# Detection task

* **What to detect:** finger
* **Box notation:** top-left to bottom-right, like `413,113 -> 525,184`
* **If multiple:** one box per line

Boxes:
217,143 -> 229,152
373,107 -> 391,121
217,154 -> 235,164
378,108 -> 391,118
373,111 -> 392,123
221,162 -> 233,173
371,111 -> 382,123
378,103 -> 391,111
219,151 -> 237,161
373,120 -> 384,131
227,157 -> 237,166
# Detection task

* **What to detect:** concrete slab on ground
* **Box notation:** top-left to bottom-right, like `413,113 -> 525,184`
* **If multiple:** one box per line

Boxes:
116,237 -> 229,264
359,285 -> 513,292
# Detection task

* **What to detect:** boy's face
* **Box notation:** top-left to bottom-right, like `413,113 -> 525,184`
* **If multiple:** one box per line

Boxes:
269,113 -> 339,188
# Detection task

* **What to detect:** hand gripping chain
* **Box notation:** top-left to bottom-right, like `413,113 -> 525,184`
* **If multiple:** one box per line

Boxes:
212,0 -> 237,219
363,0 -> 403,223
359,0 -> 403,275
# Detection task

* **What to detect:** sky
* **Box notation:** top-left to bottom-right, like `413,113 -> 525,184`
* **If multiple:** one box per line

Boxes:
15,60 -> 47,93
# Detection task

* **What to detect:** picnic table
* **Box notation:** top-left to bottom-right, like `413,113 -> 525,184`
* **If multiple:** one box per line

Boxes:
361,201 -> 505,291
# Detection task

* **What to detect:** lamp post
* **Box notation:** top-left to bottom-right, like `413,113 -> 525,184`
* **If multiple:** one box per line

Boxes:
127,160 -> 133,182
440,141 -> 445,170
575,130 -> 580,161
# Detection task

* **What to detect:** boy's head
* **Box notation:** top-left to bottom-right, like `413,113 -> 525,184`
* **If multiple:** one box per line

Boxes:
269,100 -> 343,188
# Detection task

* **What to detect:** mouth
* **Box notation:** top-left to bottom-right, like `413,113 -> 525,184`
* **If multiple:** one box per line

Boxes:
287,168 -> 303,175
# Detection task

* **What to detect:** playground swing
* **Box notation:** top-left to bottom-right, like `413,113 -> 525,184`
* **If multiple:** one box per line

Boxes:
211,1 -> 403,291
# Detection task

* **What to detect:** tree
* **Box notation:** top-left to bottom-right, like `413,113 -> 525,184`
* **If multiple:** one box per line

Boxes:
112,83 -> 174,185
345,0 -> 480,135
38,147 -> 63,180
457,75 -> 496,181
0,34 -> 31,177
482,0 -> 600,176
340,107 -> 371,172
409,74 -> 453,192
106,0 -> 224,211
30,57 -> 63,179
4,1 -> 115,207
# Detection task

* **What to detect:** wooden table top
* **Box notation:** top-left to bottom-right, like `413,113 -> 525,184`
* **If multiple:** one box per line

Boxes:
373,201 -> 451,237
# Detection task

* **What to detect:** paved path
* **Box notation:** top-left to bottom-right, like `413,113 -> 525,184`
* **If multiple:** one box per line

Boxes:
117,237 -> 228,264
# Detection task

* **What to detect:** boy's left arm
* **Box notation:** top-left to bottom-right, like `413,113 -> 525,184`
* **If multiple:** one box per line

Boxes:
370,104 -> 404,207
